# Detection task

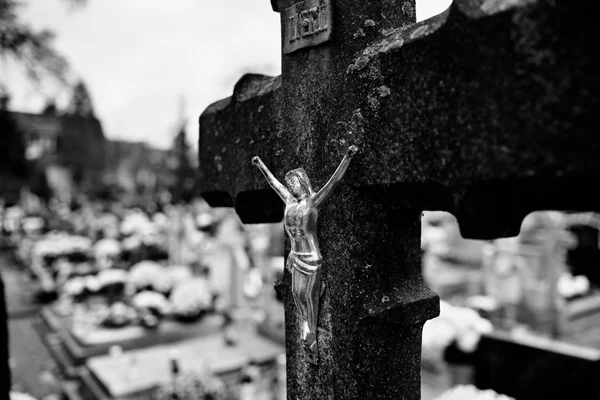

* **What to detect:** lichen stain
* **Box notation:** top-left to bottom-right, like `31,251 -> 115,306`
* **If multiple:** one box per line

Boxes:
402,1 -> 415,17
364,19 -> 376,27
214,155 -> 222,172
378,85 -> 391,98
346,8 -> 449,75
367,94 -> 380,111
353,28 -> 366,39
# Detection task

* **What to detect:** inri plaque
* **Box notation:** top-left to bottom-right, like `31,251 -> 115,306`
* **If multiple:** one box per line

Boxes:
282,0 -> 332,54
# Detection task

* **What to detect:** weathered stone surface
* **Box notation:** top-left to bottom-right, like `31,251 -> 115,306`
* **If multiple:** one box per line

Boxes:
200,0 -> 600,239
198,0 -> 599,398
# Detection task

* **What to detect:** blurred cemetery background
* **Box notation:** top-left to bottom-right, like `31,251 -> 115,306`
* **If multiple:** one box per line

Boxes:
2,1 -> 599,400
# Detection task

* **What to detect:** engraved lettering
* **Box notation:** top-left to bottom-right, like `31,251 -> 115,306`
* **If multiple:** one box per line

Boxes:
289,15 -> 297,42
282,0 -> 333,54
320,2 -> 328,30
299,10 -> 309,36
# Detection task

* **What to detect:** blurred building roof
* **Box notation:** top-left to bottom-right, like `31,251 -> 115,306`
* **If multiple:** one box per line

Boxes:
10,111 -> 63,139
7,109 -> 107,192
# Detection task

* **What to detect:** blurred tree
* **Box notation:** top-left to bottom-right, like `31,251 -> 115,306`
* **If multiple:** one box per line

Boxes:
66,80 -> 95,117
0,0 -> 69,84
29,162 -> 52,202
0,107 -> 30,202
170,123 -> 196,204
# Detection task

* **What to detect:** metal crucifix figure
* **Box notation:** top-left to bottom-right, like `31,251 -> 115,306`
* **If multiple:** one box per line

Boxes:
252,145 -> 358,363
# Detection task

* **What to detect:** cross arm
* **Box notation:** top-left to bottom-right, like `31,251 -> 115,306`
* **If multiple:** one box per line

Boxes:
198,74 -> 288,223
200,0 -> 600,239
337,0 -> 600,238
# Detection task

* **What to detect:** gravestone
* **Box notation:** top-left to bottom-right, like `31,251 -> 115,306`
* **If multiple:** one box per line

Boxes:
199,0 -> 599,399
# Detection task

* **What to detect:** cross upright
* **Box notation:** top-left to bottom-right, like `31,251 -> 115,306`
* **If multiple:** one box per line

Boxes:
199,0 -> 599,399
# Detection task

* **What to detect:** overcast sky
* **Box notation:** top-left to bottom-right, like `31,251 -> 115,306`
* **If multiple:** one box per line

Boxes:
6,0 -> 451,150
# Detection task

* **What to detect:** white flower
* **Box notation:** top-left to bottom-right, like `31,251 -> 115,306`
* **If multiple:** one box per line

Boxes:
557,272 -> 576,298
85,276 -> 101,292
121,212 -> 154,236
94,238 -> 121,257
128,260 -> 171,291
573,275 -> 590,295
122,235 -> 142,250
10,392 -> 37,400
473,317 -> 493,334
97,269 -> 127,287
423,300 -> 493,354
433,385 -> 515,400
131,291 -> 171,314
456,330 -> 480,353
64,277 -> 85,295
152,212 -> 168,227
32,233 -> 91,259
167,265 -> 193,287
422,318 -> 456,352
170,278 -> 213,316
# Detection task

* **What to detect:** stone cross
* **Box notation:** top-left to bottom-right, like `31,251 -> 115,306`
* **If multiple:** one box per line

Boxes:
198,0 -> 598,398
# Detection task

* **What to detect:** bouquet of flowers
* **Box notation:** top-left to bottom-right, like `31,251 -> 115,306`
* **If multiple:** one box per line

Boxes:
120,211 -> 154,237
128,260 -> 172,293
131,290 -> 171,315
422,301 -> 493,363
434,385 -> 514,400
153,371 -> 227,400
167,265 -> 193,287
557,271 -> 591,299
169,277 -> 213,321
94,238 -> 121,269
10,392 -> 37,400
32,232 -> 92,264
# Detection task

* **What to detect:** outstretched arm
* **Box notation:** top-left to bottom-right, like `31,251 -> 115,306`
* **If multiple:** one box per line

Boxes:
313,145 -> 358,207
252,156 -> 294,203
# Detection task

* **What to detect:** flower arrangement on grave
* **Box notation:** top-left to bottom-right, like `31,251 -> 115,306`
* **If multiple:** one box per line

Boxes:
101,301 -> 137,328
95,212 -> 121,239
131,290 -> 172,329
557,271 -> 591,299
21,215 -> 45,236
97,268 -> 128,300
32,232 -> 92,264
120,211 -> 154,237
97,268 -> 127,287
23,232 -> 93,301
169,277 -> 213,321
433,384 -> 514,400
119,212 -> 170,263
422,301 -> 493,364
167,265 -> 193,287
153,370 -> 227,400
94,238 -> 121,269
10,391 -> 37,400
128,260 -> 172,293
131,290 -> 171,315
62,276 -> 86,298
59,266 -> 126,305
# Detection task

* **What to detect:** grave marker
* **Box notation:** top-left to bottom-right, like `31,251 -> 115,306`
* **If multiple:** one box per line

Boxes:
199,0 -> 600,398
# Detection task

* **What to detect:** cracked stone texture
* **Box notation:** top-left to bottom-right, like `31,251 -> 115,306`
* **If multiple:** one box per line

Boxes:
198,0 -> 599,398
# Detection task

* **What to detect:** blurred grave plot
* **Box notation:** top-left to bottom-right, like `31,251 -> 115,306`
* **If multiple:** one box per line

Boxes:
420,210 -> 600,400
1,197 -> 287,400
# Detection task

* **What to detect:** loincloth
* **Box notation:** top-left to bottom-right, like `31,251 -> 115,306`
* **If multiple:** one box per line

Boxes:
289,251 -> 322,275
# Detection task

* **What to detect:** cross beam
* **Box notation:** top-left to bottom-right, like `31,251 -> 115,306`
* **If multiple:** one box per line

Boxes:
199,0 -> 600,398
